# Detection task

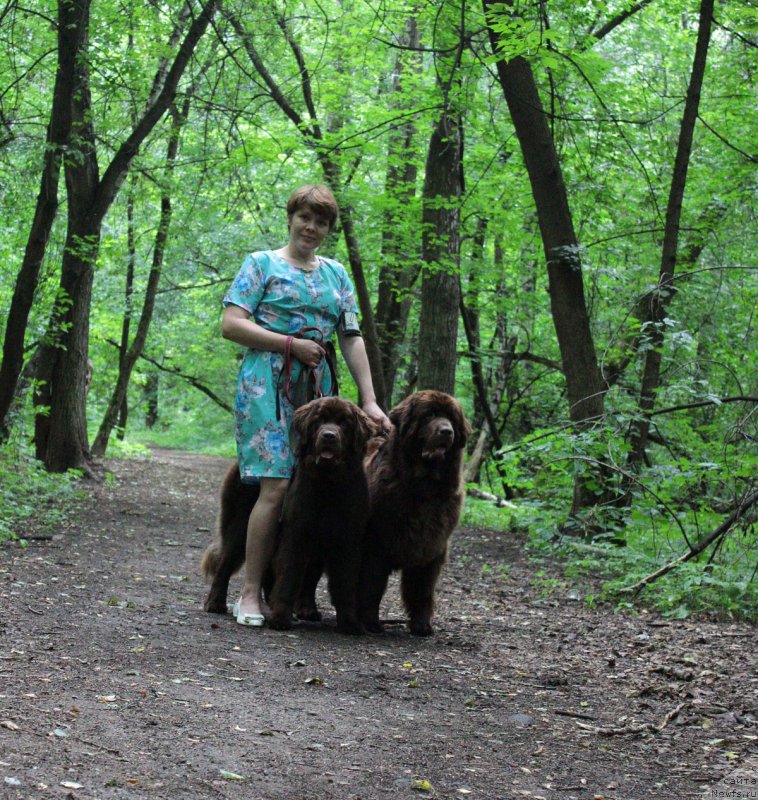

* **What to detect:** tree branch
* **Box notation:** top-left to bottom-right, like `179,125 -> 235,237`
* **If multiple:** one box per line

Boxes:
223,9 -> 310,136
93,0 -> 220,221
586,0 -> 654,45
103,339 -> 232,413
617,490 -> 758,594
650,396 -> 758,417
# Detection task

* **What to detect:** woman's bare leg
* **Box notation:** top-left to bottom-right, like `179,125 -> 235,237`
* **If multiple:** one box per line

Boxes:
236,477 -> 288,620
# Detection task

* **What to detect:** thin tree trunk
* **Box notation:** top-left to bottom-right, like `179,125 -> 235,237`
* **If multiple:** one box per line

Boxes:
375,15 -> 422,404
91,99 -> 190,457
628,0 -> 715,467
117,182 -> 137,440
0,0 -> 86,439
603,200 -> 727,389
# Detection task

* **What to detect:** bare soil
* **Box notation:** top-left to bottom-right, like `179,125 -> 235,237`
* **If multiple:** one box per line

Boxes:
1,448 -> 756,800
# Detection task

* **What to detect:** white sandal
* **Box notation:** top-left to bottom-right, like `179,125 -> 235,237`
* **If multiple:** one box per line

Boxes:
231,599 -> 265,627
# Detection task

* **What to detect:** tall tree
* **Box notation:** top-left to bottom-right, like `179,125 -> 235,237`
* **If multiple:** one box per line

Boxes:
0,0 -> 86,439
628,0 -> 716,467
374,15 -> 423,404
417,108 -> 463,393
483,0 -> 606,515
417,4 -> 465,394
91,96 -> 192,457
34,0 -> 220,472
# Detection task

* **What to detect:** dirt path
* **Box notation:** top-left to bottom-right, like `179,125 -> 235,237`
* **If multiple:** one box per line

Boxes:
1,449 -> 755,800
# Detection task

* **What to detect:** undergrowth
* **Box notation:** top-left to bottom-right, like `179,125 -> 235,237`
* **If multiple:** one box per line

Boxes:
467,413 -> 758,622
0,441 -> 87,545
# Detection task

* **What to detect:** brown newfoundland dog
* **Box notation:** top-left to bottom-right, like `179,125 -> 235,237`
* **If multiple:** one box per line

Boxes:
359,390 -> 471,636
201,396 -> 374,634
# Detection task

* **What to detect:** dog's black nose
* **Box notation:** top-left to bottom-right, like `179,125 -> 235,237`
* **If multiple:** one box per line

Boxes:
322,429 -> 337,441
439,421 -> 454,439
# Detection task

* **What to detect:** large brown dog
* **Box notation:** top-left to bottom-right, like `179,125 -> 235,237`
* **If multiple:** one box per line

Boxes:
267,397 -> 374,634
359,390 -> 471,636
201,397 -> 374,634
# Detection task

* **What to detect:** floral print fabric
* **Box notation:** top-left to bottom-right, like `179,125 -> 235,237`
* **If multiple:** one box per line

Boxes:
223,250 -> 358,481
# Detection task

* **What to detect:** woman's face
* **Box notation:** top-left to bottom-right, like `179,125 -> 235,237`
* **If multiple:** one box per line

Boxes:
288,205 -> 331,253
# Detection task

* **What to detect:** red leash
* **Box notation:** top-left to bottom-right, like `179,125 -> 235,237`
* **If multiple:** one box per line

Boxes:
276,327 -> 338,420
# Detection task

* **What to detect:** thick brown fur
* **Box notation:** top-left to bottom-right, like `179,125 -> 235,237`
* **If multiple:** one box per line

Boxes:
268,397 -> 375,634
359,390 -> 471,636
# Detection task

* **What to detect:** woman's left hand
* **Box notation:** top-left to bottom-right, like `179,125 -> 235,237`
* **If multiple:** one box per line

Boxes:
362,400 -> 391,434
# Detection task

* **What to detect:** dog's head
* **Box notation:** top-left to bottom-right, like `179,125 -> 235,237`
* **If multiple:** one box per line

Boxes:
293,397 -> 376,467
389,390 -> 471,463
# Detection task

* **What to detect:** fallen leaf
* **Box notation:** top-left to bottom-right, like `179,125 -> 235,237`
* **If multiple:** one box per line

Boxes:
219,770 -> 245,781
0,721 -> 20,731
411,779 -> 433,791
60,782 -> 84,790
96,695 -> 117,703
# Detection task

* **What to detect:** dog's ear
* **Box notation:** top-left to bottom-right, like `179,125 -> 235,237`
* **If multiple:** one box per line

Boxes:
450,399 -> 473,447
390,393 -> 421,439
350,404 -> 376,455
292,400 -> 319,449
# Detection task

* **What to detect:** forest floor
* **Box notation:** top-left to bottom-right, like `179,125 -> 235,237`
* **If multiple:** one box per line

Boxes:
1,448 -> 756,800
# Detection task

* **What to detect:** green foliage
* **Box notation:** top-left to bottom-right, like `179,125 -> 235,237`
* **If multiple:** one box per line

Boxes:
109,402 -> 236,458
0,441 -> 87,545
461,493 -> 516,531
498,417 -> 758,620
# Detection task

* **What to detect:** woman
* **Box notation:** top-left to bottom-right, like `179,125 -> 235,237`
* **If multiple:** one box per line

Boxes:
221,184 -> 390,626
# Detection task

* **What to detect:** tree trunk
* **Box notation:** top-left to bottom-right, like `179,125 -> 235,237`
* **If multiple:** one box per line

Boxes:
484,0 -> 606,515
0,0 -> 86,439
116,185 -> 136,440
34,0 -> 220,472
375,15 -> 422,404
628,0 -> 715,467
144,373 -> 159,428
34,0 -> 99,472
417,109 -> 462,394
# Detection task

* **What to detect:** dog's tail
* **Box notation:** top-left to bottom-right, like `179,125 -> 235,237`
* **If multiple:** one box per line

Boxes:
200,463 -> 240,581
200,539 -> 222,582
200,463 -> 257,582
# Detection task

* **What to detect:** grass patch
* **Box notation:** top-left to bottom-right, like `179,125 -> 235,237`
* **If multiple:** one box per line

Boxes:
0,444 -> 88,545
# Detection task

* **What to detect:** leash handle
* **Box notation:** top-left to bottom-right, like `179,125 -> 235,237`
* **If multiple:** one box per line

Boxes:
275,327 -> 337,421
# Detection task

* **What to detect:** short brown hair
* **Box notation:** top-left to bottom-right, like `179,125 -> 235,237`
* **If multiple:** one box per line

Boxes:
286,184 -> 339,231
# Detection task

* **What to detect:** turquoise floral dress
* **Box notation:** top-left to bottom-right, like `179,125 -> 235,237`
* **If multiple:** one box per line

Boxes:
223,250 -> 358,482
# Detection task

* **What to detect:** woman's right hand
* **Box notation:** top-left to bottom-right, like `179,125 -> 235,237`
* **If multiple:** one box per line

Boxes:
291,337 -> 325,369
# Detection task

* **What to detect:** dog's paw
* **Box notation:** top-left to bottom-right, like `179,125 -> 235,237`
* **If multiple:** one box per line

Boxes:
409,619 -> 434,637
362,618 -> 385,634
295,605 -> 322,622
336,615 -> 364,636
267,611 -> 294,631
203,596 -> 228,614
